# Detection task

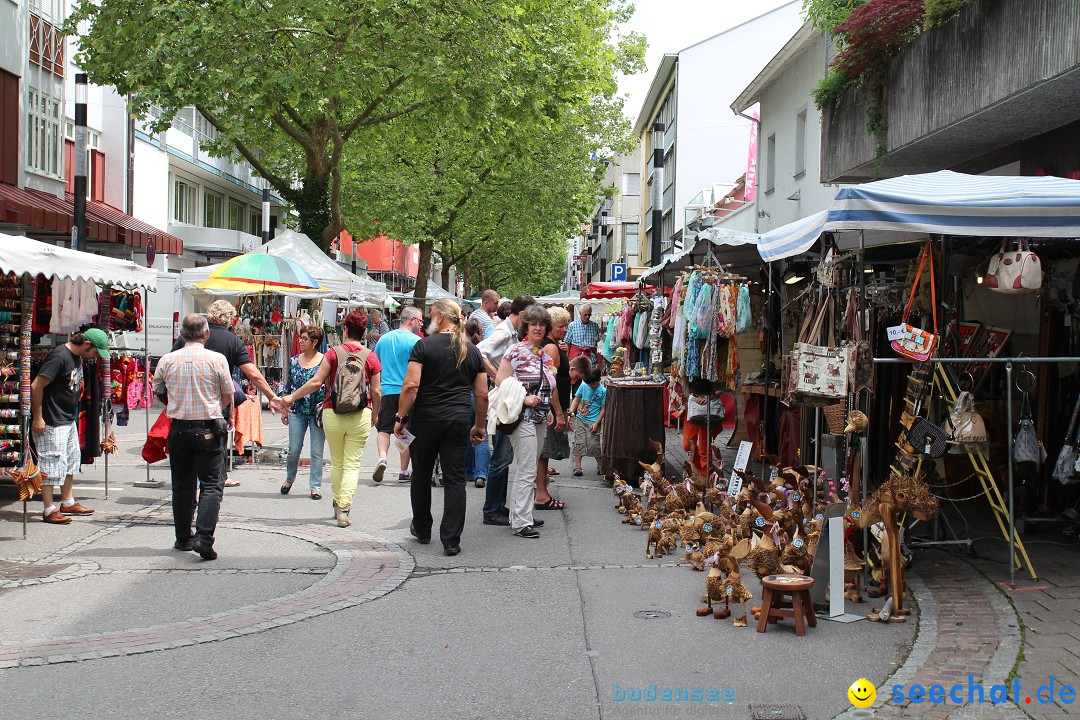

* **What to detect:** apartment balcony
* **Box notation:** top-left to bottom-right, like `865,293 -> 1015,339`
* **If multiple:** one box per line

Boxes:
821,0 -> 1080,182
166,225 -> 260,255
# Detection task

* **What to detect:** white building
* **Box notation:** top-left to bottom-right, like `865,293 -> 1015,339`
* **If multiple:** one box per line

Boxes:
582,146 -> 644,283
730,23 -> 841,234
632,1 -> 804,264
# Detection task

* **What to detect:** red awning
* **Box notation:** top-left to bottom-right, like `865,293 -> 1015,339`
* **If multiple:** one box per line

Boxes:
0,182 -> 183,255
581,281 -> 656,299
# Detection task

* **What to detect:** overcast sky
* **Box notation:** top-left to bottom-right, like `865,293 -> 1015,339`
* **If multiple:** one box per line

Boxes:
616,0 -> 799,122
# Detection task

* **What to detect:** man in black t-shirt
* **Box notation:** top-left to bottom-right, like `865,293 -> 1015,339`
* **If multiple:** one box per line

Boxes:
31,328 -> 110,524
393,300 -> 487,556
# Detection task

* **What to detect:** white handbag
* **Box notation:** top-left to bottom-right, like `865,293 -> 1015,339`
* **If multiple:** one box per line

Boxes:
985,238 -> 1041,294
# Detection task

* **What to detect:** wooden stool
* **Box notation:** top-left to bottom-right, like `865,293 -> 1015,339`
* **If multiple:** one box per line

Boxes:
757,574 -> 817,636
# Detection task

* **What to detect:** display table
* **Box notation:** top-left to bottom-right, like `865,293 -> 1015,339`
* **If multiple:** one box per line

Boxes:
600,380 -> 665,485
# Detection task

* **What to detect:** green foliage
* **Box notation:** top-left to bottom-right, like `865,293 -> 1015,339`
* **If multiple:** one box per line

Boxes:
801,0 -> 868,36
924,0 -> 975,28
811,68 -> 854,112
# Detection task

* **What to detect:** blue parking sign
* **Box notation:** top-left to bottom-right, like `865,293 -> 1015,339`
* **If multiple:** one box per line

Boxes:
610,263 -> 627,282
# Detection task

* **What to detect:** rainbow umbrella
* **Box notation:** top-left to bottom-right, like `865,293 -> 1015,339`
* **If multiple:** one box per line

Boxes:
195,253 -> 327,294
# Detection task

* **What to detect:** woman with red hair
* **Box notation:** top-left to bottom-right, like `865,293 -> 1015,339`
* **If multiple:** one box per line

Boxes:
282,310 -> 382,527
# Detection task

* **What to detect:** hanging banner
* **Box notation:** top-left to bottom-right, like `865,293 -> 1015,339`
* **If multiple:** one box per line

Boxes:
744,109 -> 760,202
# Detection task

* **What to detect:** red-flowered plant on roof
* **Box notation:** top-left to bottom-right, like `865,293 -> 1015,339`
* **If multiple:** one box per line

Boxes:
831,0 -> 926,79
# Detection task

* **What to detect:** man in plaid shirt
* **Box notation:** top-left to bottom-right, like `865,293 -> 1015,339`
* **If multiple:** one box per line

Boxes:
565,305 -> 603,370
154,314 -> 234,560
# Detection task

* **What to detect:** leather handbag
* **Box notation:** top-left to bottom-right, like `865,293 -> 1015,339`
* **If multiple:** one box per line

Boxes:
816,242 -> 844,288
846,288 -> 874,394
943,391 -> 988,444
1052,393 -> 1080,485
908,416 -> 949,458
986,238 -> 1042,294
1013,389 -> 1043,467
890,243 -> 938,362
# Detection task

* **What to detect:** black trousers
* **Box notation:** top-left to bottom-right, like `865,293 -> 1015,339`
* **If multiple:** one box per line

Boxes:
169,425 -> 226,547
409,419 -> 469,548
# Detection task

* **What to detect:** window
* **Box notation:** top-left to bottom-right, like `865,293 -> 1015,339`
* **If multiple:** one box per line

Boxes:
26,87 -> 61,177
249,209 -> 262,236
795,110 -> 807,177
765,133 -> 776,193
203,190 -> 224,228
228,200 -> 244,231
194,112 -> 218,142
621,172 -> 640,196
623,223 -> 639,257
172,178 -> 197,224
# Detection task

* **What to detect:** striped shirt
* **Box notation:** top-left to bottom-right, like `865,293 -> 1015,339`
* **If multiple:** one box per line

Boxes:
565,320 -> 601,349
153,343 -> 234,420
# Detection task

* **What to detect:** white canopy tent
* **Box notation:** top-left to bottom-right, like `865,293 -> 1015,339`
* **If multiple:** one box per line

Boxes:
639,227 -> 761,282
0,232 -> 158,290
180,229 -> 389,303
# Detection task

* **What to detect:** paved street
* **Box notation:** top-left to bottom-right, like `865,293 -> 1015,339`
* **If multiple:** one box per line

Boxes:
0,407 -> 1071,720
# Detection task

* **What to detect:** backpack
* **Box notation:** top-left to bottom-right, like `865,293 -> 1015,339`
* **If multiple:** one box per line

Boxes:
330,344 -> 370,414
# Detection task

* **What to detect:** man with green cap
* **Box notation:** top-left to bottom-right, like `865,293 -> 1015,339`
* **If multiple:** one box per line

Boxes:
30,327 -> 109,524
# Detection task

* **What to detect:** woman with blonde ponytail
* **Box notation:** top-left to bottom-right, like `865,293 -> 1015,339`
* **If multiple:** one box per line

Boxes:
393,299 -> 489,556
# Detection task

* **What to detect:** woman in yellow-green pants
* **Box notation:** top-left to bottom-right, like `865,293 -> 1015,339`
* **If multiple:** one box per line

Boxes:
282,310 -> 382,527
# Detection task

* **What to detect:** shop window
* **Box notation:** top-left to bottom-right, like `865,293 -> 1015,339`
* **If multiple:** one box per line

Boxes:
203,189 -> 224,228
172,178 -> 197,224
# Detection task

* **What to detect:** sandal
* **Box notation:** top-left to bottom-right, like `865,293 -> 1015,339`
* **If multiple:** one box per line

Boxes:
280,481 -> 293,495
310,490 -> 322,500
572,469 -> 583,477
548,468 -> 560,477
535,497 -> 565,510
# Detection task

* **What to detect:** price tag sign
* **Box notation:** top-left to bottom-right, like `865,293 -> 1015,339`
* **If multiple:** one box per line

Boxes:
886,325 -> 907,341
725,441 -> 754,497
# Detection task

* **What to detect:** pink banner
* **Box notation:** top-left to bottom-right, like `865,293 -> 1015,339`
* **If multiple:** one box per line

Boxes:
744,110 -> 760,202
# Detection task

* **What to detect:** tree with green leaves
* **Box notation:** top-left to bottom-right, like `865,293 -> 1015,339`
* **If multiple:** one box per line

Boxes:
68,0 -> 642,255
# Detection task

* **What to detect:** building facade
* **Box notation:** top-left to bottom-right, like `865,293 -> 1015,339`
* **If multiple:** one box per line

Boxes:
581,146 -> 644,283
631,1 -> 804,266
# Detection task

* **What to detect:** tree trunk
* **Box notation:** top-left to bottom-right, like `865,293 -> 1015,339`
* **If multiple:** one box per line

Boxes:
413,239 -> 434,309
285,172 -> 334,253
462,259 -> 472,299
441,260 -> 452,296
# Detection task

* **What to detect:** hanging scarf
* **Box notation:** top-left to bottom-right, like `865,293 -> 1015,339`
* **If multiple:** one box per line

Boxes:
620,305 -> 635,344
601,315 -> 618,362
668,276 -> 683,330
683,272 -> 702,318
716,284 -> 734,338
690,282 -> 714,340
736,284 -> 751,334
633,310 -> 650,349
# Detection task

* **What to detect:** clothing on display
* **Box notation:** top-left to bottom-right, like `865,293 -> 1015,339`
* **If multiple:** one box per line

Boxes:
50,278 -> 99,335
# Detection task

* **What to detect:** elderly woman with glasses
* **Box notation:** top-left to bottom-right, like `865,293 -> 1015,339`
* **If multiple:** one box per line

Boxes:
281,325 -> 326,499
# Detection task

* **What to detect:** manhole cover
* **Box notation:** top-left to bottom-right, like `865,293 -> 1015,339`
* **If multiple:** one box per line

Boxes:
0,560 -> 65,581
633,610 -> 671,619
749,704 -> 805,720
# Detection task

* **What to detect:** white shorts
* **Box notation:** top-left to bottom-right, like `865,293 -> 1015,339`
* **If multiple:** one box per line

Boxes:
35,421 -> 80,484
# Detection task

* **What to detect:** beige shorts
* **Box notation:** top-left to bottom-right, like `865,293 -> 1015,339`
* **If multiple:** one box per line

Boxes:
572,416 -> 601,457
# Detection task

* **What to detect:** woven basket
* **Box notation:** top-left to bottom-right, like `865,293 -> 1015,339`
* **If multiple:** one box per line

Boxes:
824,403 -> 847,435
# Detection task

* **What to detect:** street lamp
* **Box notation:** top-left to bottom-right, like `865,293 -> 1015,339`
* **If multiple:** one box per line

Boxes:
650,122 -> 665,267
73,73 -> 88,252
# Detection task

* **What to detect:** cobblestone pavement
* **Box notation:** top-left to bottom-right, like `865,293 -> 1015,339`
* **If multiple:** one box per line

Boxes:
0,506 -> 411,668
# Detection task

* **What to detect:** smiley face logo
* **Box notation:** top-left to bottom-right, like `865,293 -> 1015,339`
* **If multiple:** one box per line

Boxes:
847,678 -> 876,708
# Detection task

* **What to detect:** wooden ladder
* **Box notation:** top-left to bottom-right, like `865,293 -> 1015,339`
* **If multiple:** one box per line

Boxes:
933,364 -> 1037,580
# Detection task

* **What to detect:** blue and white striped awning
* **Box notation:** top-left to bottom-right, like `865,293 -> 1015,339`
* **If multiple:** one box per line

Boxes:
756,171 -> 1080,261
757,210 -> 828,262
827,171 -> 1080,237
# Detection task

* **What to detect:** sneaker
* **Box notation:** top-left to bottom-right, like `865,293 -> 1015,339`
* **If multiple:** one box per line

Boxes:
483,514 -> 511,526
474,477 -> 486,488
397,471 -> 412,484
532,518 -> 545,528
513,525 -> 540,539
61,502 -> 94,515
373,459 -> 387,483
43,509 -> 71,524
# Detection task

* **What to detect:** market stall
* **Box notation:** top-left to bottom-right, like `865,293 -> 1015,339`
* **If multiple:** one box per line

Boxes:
0,232 -> 157,535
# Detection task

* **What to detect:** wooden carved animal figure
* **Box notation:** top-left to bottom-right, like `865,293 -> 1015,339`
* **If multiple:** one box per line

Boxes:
720,566 -> 753,627
679,518 -> 704,569
639,506 -> 661,531
612,472 -> 632,513
697,564 -> 731,619
685,460 -> 709,494
645,516 -> 683,559
621,491 -> 643,523
780,533 -> 812,575
637,438 -> 665,479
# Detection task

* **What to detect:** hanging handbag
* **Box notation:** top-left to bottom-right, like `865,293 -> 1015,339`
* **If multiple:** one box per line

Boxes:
816,242 -> 844,288
905,395 -> 949,458
943,391 -> 988,444
846,288 -> 874,394
1052,393 -> 1080,485
985,238 -> 1042,294
889,242 -> 938,362
1013,387 -> 1043,467
790,295 -> 852,404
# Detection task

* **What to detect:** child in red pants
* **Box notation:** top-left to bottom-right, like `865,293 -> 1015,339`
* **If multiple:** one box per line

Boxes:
682,379 -> 725,476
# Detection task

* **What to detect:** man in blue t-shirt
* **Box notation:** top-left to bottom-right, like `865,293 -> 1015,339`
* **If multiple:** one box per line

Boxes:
372,306 -> 423,483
